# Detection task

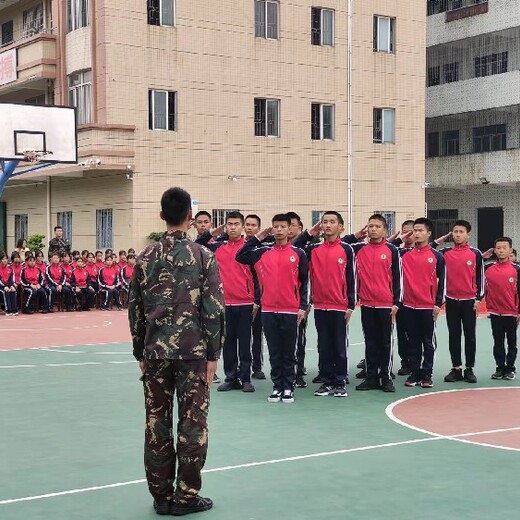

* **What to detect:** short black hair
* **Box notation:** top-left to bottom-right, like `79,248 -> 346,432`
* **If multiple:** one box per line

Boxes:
50,252 -> 60,259
194,210 -> 211,221
72,250 -> 80,257
401,220 -> 415,229
414,217 -> 434,232
512,249 -> 517,256
95,250 -> 102,256
127,253 -> 136,260
61,252 -> 70,259
272,213 -> 291,226
11,252 -> 21,261
26,254 -> 35,261
0,251 -> 7,261
54,226 -> 62,232
226,211 -> 245,224
160,187 -> 192,226
494,237 -> 513,247
127,248 -> 136,254
286,212 -> 303,228
453,220 -> 471,233
322,211 -> 344,226
245,214 -> 261,226
81,249 -> 89,256
368,214 -> 388,229
118,250 -> 126,256
35,250 -> 44,258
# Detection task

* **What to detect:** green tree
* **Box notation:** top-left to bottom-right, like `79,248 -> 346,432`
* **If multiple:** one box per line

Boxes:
27,234 -> 46,252
147,232 -> 164,242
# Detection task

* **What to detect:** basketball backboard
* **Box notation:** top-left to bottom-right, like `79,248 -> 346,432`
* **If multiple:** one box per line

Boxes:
0,103 -> 77,164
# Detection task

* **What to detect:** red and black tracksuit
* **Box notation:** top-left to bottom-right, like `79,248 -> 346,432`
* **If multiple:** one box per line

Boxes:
485,261 -> 520,372
401,245 -> 446,380
119,264 -> 134,291
86,262 -> 100,294
236,237 -> 309,392
11,263 -> 22,285
21,265 -> 47,311
0,264 -> 18,313
71,267 -> 95,310
432,242 -> 484,368
98,265 -> 122,309
295,232 -> 356,387
346,239 -> 402,384
46,264 -> 73,311
198,232 -> 258,383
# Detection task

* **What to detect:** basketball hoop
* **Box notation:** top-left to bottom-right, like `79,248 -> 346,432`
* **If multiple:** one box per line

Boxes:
22,150 -> 54,163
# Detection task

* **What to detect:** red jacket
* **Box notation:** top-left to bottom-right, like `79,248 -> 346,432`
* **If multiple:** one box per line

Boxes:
347,240 -> 402,308
0,264 -> 14,287
433,243 -> 484,300
99,265 -> 120,288
46,264 -> 66,286
86,263 -> 100,281
294,231 -> 356,311
401,245 -> 446,309
119,264 -> 134,289
95,260 -> 105,270
21,265 -> 43,287
485,261 -> 520,316
11,263 -> 22,285
236,237 -> 308,314
71,267 -> 91,289
61,262 -> 73,284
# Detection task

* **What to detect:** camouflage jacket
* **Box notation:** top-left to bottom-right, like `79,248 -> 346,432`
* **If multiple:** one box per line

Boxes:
128,231 -> 225,362
48,237 -> 71,257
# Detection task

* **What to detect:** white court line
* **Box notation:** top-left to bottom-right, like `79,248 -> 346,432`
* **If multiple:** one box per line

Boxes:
1,342 -> 127,352
0,360 -> 136,369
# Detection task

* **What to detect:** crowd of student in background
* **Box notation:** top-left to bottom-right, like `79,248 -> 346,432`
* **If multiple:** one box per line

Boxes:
0,245 -> 136,316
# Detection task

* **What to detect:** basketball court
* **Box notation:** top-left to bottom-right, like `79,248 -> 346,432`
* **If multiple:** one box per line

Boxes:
1,311 -> 518,520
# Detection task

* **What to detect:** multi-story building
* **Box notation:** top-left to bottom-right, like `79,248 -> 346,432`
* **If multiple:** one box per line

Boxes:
0,0 -> 426,253
426,0 -> 520,251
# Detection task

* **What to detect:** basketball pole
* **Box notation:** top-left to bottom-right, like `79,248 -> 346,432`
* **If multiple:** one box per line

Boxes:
0,160 -> 53,198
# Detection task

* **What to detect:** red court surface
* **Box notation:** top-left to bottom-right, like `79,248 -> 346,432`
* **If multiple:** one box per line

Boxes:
0,310 -> 131,350
387,388 -> 520,450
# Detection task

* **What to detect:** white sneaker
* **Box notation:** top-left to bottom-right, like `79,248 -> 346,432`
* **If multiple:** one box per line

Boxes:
267,390 -> 282,403
281,389 -> 294,403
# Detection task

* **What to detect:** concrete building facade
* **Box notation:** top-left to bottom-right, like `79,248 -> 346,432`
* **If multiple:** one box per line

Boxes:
0,0 -> 426,253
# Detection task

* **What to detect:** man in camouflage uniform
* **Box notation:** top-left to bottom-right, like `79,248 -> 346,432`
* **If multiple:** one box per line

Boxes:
48,226 -> 71,259
128,187 -> 225,517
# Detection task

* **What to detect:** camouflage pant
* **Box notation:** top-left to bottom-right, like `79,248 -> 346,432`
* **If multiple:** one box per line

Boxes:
143,359 -> 209,502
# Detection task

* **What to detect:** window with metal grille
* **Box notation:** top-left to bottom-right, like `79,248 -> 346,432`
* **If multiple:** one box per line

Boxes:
373,211 -> 396,235
427,132 -> 440,157
428,209 -> 458,240
255,1 -> 279,39
474,52 -> 508,78
311,103 -> 334,140
212,209 -> 240,228
427,66 -> 440,87
57,212 -> 72,245
1,20 -> 14,46
373,108 -> 395,144
68,70 -> 92,125
23,4 -> 44,38
254,98 -> 279,137
442,130 -> 460,156
149,90 -> 176,131
147,0 -> 175,27
96,209 -> 113,249
311,211 -> 324,226
14,214 -> 28,245
67,0 -> 89,32
373,16 -> 395,53
443,62 -> 459,83
472,124 -> 507,153
311,8 -> 334,46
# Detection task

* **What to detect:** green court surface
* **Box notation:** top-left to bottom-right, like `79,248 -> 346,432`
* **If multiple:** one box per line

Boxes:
1,314 -> 519,520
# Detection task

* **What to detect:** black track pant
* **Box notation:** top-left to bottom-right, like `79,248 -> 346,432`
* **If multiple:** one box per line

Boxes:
490,315 -> 517,371
47,285 -> 73,310
75,287 -> 95,310
23,286 -> 47,310
396,308 -> 410,367
0,288 -> 18,313
361,306 -> 393,382
446,297 -> 477,368
315,309 -> 347,386
296,318 -> 307,376
251,308 -> 263,373
223,305 -> 253,383
404,307 -> 436,378
262,312 -> 297,392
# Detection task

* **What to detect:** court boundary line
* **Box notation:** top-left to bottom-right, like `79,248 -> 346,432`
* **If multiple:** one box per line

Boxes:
0,360 -> 136,369
385,387 -> 520,452
0,342 -> 127,353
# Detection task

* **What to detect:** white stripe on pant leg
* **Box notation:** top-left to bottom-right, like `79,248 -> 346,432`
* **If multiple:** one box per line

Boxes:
1,288 -> 7,309
25,288 -> 33,308
388,321 -> 395,377
431,322 -> 437,375
104,290 -> 109,307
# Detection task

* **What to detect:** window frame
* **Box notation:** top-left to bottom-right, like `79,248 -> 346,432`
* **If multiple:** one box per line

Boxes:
472,124 -> 507,154
254,98 -> 280,138
373,211 -> 396,235
68,70 -> 92,125
311,7 -> 334,46
96,209 -> 113,250
147,0 -> 175,27
212,209 -> 240,228
67,0 -> 90,32
57,211 -> 73,245
14,214 -> 28,246
149,89 -> 176,131
373,15 -> 395,54
443,62 -> 459,84
311,103 -> 335,141
442,130 -> 460,156
22,4 -> 44,38
255,0 -> 279,40
1,20 -> 14,46
427,66 -> 440,87
373,108 -> 395,144
427,132 -> 440,157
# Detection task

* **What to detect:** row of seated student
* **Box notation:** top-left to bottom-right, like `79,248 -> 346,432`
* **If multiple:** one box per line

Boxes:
0,249 -> 136,316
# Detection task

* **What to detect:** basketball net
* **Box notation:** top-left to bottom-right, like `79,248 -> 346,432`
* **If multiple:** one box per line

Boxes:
21,150 -> 53,163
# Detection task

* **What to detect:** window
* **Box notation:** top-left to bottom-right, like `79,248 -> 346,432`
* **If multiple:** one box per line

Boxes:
96,209 -> 113,249
57,212 -> 72,245
373,108 -> 395,144
311,8 -> 334,46
1,20 -> 14,46
255,1 -> 279,39
443,62 -> 459,84
428,209 -> 458,239
147,0 -> 175,27
427,132 -> 440,157
25,94 -> 46,105
311,103 -> 334,140
68,70 -> 92,125
427,66 -> 440,87
442,130 -> 460,156
374,211 -> 396,235
472,124 -> 507,153
373,16 -> 395,53
67,0 -> 89,32
23,4 -> 44,38
148,90 -> 176,131
311,211 -> 324,226
212,209 -> 239,228
254,98 -> 280,137
475,52 -> 508,78
14,214 -> 28,244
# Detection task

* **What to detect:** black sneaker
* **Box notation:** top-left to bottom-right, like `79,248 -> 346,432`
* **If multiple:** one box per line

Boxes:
356,379 -> 380,391
267,390 -> 282,403
397,365 -> 412,376
23,308 -> 34,315
302,367 -> 308,375
381,380 -> 396,393
491,369 -> 505,380
391,371 -> 396,380
217,380 -> 242,392
170,496 -> 213,516
463,367 -> 477,383
153,499 -> 171,516
503,370 -> 516,381
295,375 -> 307,388
356,359 -> 366,369
355,369 -> 367,379
334,385 -> 348,397
314,384 -> 334,396
444,368 -> 463,383
281,389 -> 295,403
312,374 -> 324,384
242,382 -> 255,392
213,374 -> 221,384
252,370 -> 266,380
404,374 -> 421,387
421,376 -> 434,388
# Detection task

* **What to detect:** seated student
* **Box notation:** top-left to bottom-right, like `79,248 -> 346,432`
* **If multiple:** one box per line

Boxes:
85,252 -> 100,295
71,257 -> 96,311
21,254 -> 47,314
485,237 -> 520,381
81,249 -> 90,263
95,250 -> 105,269
35,250 -> 48,278
0,252 -> 18,316
98,255 -> 122,310
10,252 -> 23,287
511,249 -> 518,264
127,247 -> 136,255
117,250 -> 127,271
71,250 -> 81,268
61,253 -> 74,288
111,253 -> 120,274
46,253 -> 74,312
119,253 -> 135,294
